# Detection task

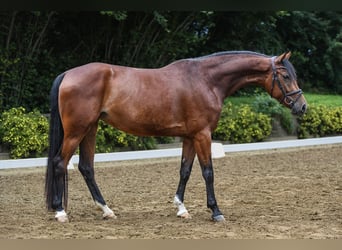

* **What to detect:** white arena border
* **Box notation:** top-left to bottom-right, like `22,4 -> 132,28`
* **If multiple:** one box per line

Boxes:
1,136 -> 342,170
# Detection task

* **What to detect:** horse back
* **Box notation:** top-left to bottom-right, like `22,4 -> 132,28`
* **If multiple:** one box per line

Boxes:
59,62 -> 222,137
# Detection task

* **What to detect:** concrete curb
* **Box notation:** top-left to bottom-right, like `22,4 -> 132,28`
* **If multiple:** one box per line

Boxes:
1,136 -> 341,170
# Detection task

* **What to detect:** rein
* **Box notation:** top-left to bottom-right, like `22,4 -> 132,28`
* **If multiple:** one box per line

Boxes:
270,56 -> 303,108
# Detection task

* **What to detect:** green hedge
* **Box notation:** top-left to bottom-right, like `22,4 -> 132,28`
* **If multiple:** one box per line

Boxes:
96,121 -> 157,152
297,105 -> 342,138
0,107 -> 162,159
0,104 -> 274,158
2,103 -> 342,159
252,94 -> 295,134
213,102 -> 272,143
0,107 -> 49,158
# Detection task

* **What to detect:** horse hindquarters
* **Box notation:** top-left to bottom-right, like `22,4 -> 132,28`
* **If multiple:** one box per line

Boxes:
45,72 -> 89,222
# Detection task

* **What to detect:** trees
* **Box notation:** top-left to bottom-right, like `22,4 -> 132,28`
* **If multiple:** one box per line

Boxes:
275,11 -> 342,92
0,11 -> 56,112
0,11 -> 341,113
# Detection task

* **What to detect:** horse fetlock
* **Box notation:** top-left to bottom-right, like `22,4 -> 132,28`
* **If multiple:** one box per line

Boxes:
52,196 -> 63,211
55,210 -> 69,223
95,201 -> 117,219
102,206 -> 117,219
174,195 -> 191,219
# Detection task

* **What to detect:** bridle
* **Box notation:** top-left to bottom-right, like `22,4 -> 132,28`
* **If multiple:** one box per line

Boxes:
270,56 -> 303,108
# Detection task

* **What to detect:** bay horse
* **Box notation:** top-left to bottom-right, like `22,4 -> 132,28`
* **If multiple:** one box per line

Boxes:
45,51 -> 307,223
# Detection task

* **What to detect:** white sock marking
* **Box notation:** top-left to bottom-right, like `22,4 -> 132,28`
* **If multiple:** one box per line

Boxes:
174,195 -> 188,216
55,210 -> 67,219
95,201 -> 116,218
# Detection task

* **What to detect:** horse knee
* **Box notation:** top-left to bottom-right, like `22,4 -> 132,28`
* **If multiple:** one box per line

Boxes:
180,167 -> 191,181
78,164 -> 94,180
201,167 -> 213,183
180,157 -> 193,180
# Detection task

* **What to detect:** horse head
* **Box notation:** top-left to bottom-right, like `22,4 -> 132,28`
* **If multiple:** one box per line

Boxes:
267,52 -> 307,115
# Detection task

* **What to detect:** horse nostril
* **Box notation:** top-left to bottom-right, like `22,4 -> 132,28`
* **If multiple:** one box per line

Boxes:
301,103 -> 307,113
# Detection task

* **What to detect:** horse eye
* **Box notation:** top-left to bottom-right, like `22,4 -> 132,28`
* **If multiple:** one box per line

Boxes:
282,74 -> 290,80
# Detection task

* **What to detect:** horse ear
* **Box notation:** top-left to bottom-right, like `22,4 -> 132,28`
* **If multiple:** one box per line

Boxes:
275,53 -> 286,63
284,51 -> 292,60
275,52 -> 291,63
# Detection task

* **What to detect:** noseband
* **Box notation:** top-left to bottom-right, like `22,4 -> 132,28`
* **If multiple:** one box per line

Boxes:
270,56 -> 303,108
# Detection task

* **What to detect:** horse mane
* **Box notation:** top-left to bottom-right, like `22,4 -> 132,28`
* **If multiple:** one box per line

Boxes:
192,50 -> 270,60
190,50 -> 297,80
282,58 -> 297,80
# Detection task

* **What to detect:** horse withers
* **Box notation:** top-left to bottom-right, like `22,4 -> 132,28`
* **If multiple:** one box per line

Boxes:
45,51 -> 306,223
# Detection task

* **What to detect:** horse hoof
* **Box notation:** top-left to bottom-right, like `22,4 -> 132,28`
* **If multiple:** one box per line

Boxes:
103,211 -> 117,220
178,212 -> 192,219
56,215 -> 69,223
55,214 -> 69,223
212,214 -> 225,222
55,210 -> 69,223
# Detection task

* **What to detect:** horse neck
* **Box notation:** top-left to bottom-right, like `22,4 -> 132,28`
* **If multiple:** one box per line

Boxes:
202,55 -> 272,100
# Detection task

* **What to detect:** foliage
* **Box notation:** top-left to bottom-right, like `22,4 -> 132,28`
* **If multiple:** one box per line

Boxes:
100,11 -> 128,21
0,107 -> 49,158
1,11 -> 342,156
275,11 -> 342,92
252,94 -> 295,134
155,136 -> 174,144
0,107 -> 170,158
0,12 -> 59,113
297,105 -> 342,138
1,11 -> 342,113
213,102 -> 272,143
96,121 -> 157,153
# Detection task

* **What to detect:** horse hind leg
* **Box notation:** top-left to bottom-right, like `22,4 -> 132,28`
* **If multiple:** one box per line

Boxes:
52,155 -> 69,222
78,123 -> 116,219
174,137 -> 196,219
53,137 -> 81,223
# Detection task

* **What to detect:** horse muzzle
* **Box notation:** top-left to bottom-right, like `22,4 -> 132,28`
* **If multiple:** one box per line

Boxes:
291,99 -> 307,116
281,89 -> 306,116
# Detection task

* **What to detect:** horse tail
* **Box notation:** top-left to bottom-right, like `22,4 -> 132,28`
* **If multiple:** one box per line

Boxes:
45,73 -> 66,211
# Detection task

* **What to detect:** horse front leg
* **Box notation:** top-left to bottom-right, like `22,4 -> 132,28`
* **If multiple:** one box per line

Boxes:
174,137 -> 196,219
194,130 -> 225,222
